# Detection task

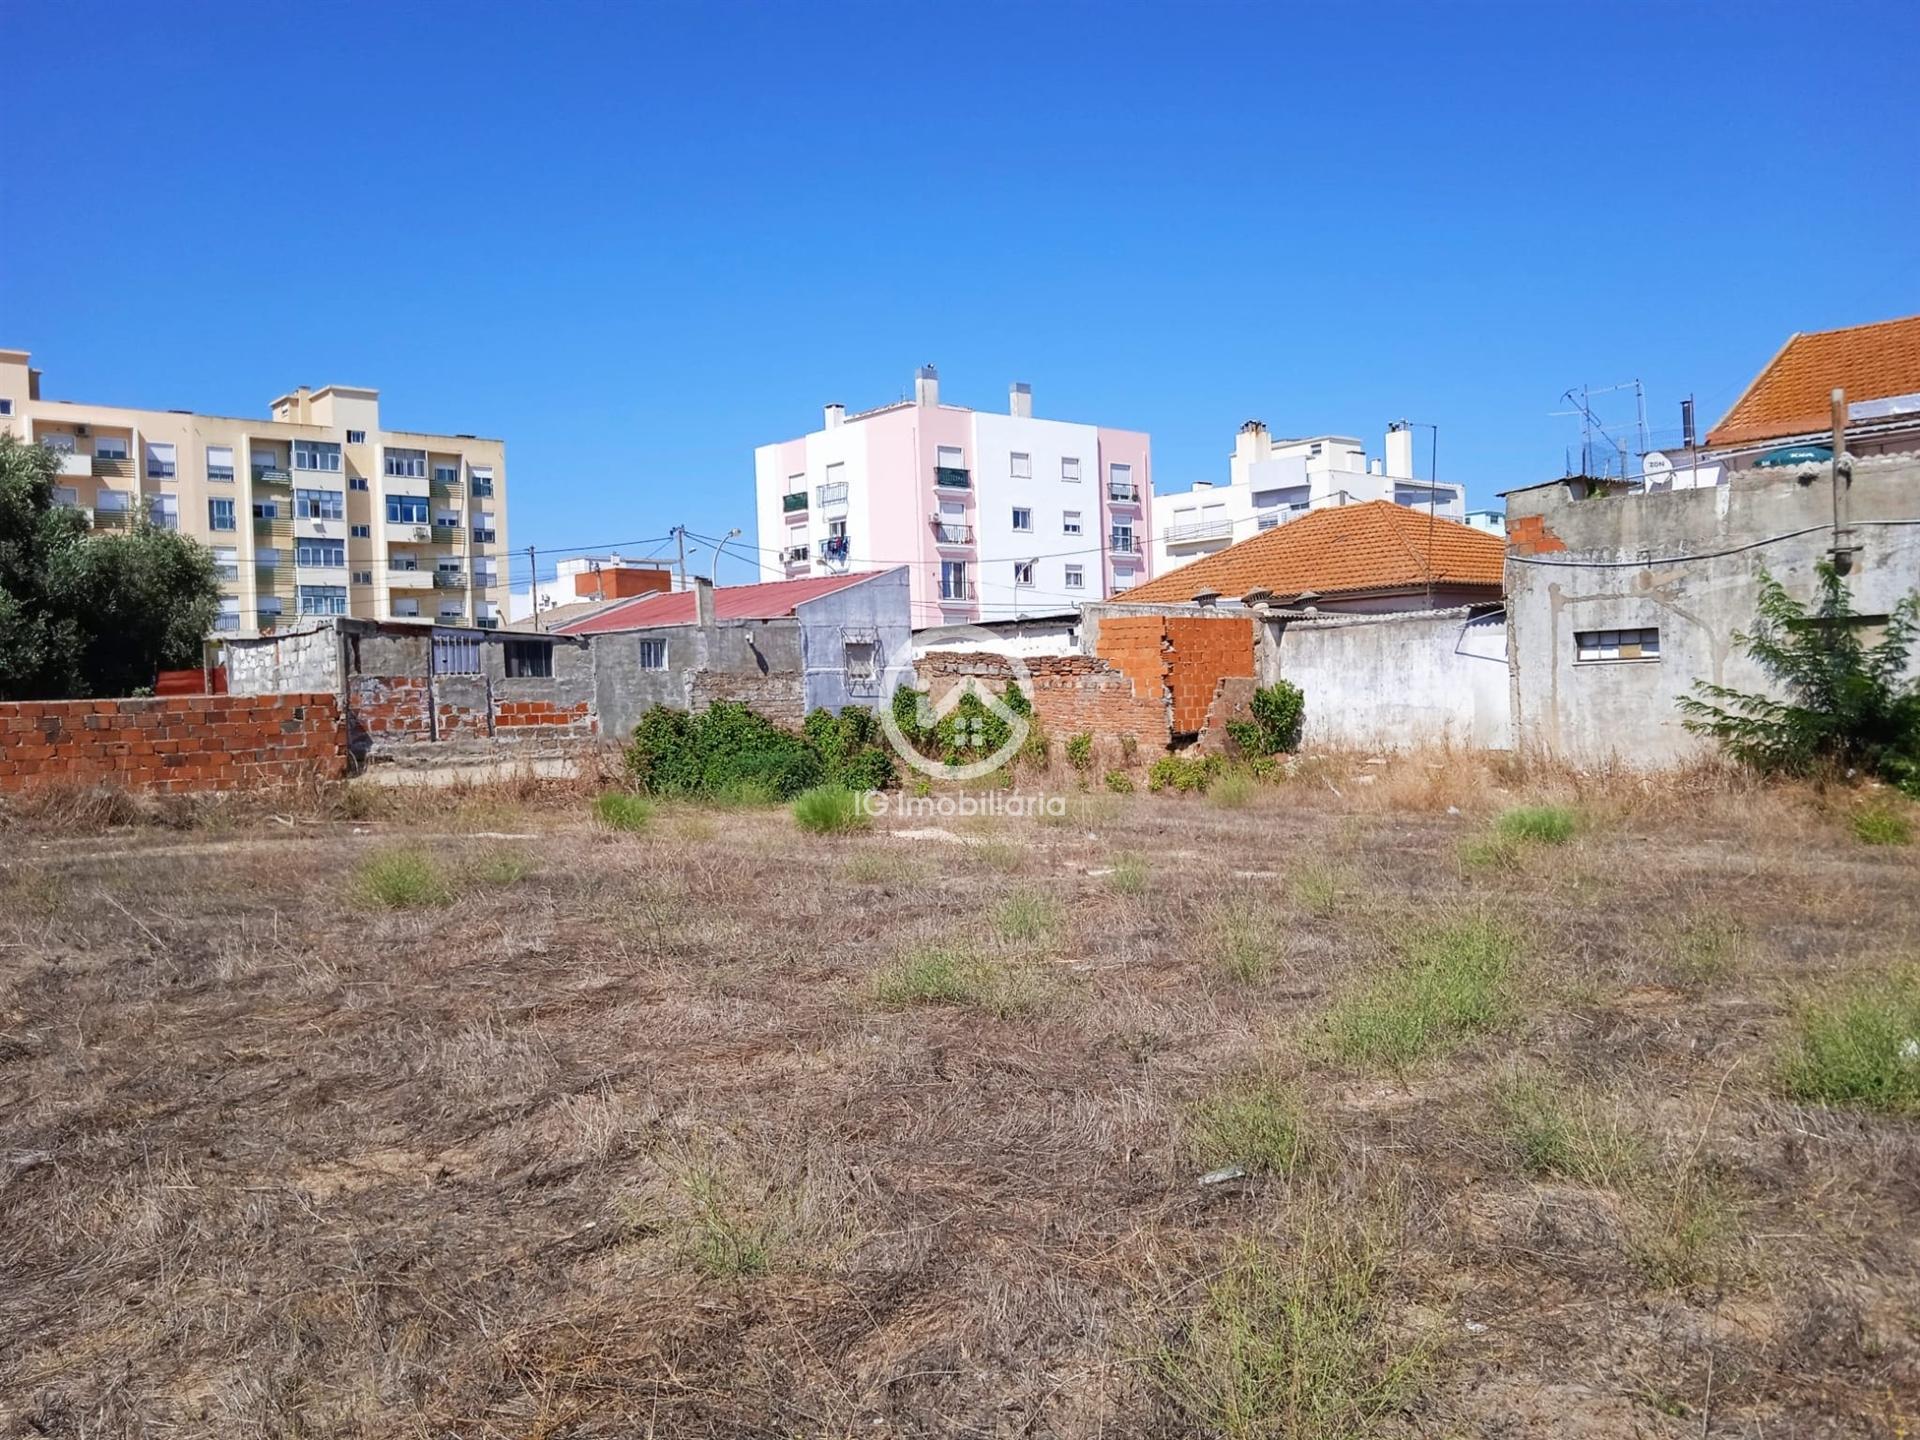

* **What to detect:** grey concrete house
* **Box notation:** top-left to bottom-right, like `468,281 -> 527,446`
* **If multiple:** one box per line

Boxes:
554,569 -> 914,736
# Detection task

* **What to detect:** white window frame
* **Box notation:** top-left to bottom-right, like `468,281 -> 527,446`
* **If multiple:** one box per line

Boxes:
936,445 -> 965,470
1014,559 -> 1036,587
209,498 -> 237,531
1012,506 -> 1032,532
1010,451 -> 1032,479
638,637 -> 669,670
145,442 -> 176,478
1061,456 -> 1080,482
346,430 -> 366,445
294,439 -> 342,472
940,559 -> 969,602
206,445 -> 235,481
95,435 -> 129,461
1575,626 -> 1662,663
1063,510 -> 1082,535
1064,564 -> 1085,589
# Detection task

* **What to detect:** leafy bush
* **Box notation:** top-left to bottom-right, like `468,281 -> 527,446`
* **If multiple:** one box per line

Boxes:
791,783 -> 867,834
891,679 -> 1037,772
1225,680 -> 1307,756
1104,769 -> 1135,794
1778,970 -> 1920,1113
623,701 -> 893,802
1149,753 -> 1226,794
593,792 -> 654,832
1679,563 -> 1920,795
1065,732 -> 1094,771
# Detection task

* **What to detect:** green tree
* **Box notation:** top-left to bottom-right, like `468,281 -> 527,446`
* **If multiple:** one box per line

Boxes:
0,434 -> 221,700
1678,563 -> 1920,794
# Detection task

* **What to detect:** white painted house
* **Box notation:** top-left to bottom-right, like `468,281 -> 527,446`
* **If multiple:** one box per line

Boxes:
1152,420 -> 1466,576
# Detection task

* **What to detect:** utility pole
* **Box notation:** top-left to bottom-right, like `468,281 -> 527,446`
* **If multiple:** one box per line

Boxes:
528,544 -> 539,630
1831,387 -> 1856,575
674,525 -> 687,592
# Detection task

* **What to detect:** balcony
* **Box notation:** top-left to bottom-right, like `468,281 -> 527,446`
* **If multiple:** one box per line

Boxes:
94,456 -> 134,480
385,521 -> 433,545
817,481 -> 849,506
782,544 -> 810,565
213,564 -> 240,584
255,611 -> 284,631
1109,534 -> 1138,555
387,567 -> 435,590
821,535 -> 849,564
1107,481 -> 1142,504
433,570 -> 467,589
53,451 -> 91,479
92,508 -> 135,531
782,491 -> 808,513
1165,518 -> 1234,545
430,475 -> 463,500
207,466 -> 235,483
930,517 -> 974,545
934,467 -> 971,490
252,467 -> 290,485
471,527 -> 497,545
431,523 -> 461,544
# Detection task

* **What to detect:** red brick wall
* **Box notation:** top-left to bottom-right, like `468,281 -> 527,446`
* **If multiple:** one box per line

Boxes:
1506,513 -> 1567,556
917,651 -> 1170,755
495,699 -> 594,731
1094,616 -> 1170,701
348,676 -> 432,745
0,694 -> 347,794
1095,613 -> 1256,737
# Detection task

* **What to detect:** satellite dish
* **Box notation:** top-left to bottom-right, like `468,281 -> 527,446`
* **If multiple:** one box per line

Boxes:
1643,452 -> 1673,477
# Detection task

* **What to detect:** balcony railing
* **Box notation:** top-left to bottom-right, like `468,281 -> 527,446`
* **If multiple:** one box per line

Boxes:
782,544 -> 810,564
821,535 -> 849,563
92,508 -> 134,531
252,466 -> 290,484
817,482 -> 849,506
934,467 -> 971,489
207,467 -> 235,483
939,578 -> 974,602
929,518 -> 974,545
434,570 -> 466,589
1107,481 -> 1141,503
431,523 -> 460,543
471,527 -> 497,545
782,492 -> 808,513
1165,518 -> 1234,544
94,456 -> 134,480
1109,534 -> 1138,554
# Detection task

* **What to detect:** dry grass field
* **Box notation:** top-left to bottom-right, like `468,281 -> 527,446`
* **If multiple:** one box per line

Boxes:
2,757 -> 1917,1438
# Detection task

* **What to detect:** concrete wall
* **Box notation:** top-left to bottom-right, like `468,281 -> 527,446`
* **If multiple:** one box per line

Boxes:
1505,453 -> 1920,765
593,619 -> 806,737
796,565 -> 914,714
223,623 -> 343,695
1262,606 -> 1512,750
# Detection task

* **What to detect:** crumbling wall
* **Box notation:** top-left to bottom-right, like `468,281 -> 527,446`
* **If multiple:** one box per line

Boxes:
916,651 -> 1169,759
225,625 -> 343,696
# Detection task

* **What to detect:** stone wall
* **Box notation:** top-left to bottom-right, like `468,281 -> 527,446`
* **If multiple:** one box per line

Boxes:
689,668 -> 807,726
225,624 -> 343,696
0,694 -> 347,794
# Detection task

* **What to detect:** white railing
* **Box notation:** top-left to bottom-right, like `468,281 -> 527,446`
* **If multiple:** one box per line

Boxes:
1165,518 -> 1233,543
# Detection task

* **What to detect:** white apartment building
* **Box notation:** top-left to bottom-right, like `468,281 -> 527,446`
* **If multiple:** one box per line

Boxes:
753,367 -> 1152,628
1152,419 -> 1465,575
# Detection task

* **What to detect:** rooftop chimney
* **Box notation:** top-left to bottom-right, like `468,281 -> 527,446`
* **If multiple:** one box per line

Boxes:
1385,422 -> 1414,480
694,575 -> 716,629
1009,381 -> 1032,418
914,364 -> 939,408
824,403 -> 845,429
1235,419 -> 1271,465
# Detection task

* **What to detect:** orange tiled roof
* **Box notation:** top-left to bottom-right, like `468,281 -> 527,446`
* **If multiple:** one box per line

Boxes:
1707,314 -> 1920,447
1121,500 -> 1504,605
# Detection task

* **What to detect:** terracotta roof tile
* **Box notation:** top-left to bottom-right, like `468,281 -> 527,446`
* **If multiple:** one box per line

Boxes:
1707,314 -> 1920,447
1120,501 -> 1504,606
554,570 -> 884,634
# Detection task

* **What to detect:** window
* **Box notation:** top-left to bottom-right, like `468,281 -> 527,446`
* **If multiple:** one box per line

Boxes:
473,561 -> 498,586
349,475 -> 369,491
352,570 -> 373,586
148,494 -> 179,530
145,441 -> 176,479
96,489 -> 131,515
1010,452 -> 1032,479
296,538 -> 345,567
252,499 -> 280,520
51,485 -> 79,508
1012,506 -> 1032,532
346,430 -> 366,445
1309,442 -> 1323,458
298,585 -> 348,616
206,445 -> 234,482
1110,523 -> 1135,553
844,635 -> 878,691
437,604 -> 467,622
385,447 -> 426,478
433,464 -> 459,485
472,511 -> 497,543
434,510 -> 461,531
95,435 -> 129,461
940,560 -> 969,601
214,597 -> 240,633
1108,462 -> 1134,499
638,637 -> 668,670
1063,510 -> 1082,535
256,548 -> 280,569
1061,456 -> 1080,482
351,523 -> 371,538
1014,560 -> 1035,587
504,638 -> 554,678
293,440 -> 342,472
208,497 -> 236,531
40,433 -> 76,454
295,488 -> 345,520
0,399 -> 10,416
257,596 -> 284,617
211,547 -> 240,583
818,464 -> 848,506
392,598 -> 419,618
436,557 -> 463,575
1576,627 -> 1661,662
385,495 -> 429,525
432,634 -> 482,674
1257,515 -> 1280,532
1065,564 -> 1085,589
936,445 -> 965,469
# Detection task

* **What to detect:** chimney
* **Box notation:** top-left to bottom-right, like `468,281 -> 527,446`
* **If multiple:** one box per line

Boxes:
824,403 -> 845,429
1235,419 -> 1270,464
914,363 -> 939,408
1009,381 -> 1032,418
1385,423 -> 1414,480
694,575 -> 716,629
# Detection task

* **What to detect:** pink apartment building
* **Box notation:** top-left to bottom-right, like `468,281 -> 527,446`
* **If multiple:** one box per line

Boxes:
753,366 -> 1152,629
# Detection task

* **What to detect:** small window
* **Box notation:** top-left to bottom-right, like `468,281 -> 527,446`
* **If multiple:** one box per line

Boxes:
294,440 -> 342,472
349,475 -> 369,491
206,445 -> 235,481
1010,452 -> 1032,479
504,638 -> 554,678
1063,510 -> 1082,535
0,399 -> 11,416
1256,515 -> 1280,532
1065,564 -> 1085,589
1309,442 -> 1323,458
346,430 -> 366,445
638,637 -> 669,670
145,441 -> 176,479
936,445 -> 965,469
350,523 -> 371,538
432,634 -> 482,674
1061,456 -> 1080,482
352,570 -> 373,586
95,435 -> 129,460
253,499 -> 279,520
1576,627 -> 1661,662
1014,560 -> 1035,587
843,638 -> 878,691
208,497 -> 236,531
1012,506 -> 1032,532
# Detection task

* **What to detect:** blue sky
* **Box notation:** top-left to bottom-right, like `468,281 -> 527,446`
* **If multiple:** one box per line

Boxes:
4,1 -> 1915,588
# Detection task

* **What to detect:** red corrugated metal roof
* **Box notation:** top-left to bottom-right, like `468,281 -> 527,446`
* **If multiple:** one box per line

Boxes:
554,571 -> 883,635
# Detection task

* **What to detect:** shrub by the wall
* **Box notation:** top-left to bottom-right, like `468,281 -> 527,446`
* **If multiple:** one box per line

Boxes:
624,701 -> 895,801
1226,680 -> 1306,756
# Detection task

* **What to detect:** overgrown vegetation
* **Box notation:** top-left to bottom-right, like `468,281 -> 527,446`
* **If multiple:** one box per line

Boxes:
1850,802 -> 1912,846
1184,1075 -> 1310,1175
593,791 -> 655,831
1493,804 -> 1578,845
0,434 -> 221,699
890,678 -> 1042,772
1065,731 -> 1094,772
1493,1069 -> 1643,1185
992,890 -> 1059,943
791,783 -> 867,834
871,945 -> 1043,1016
1324,916 -> 1520,1067
1778,969 -> 1920,1113
1679,562 -> 1920,795
1207,895 -> 1282,984
1225,680 -> 1307,756
1148,752 -> 1226,794
353,847 -> 453,909
1104,769 -> 1135,794
624,701 -> 894,801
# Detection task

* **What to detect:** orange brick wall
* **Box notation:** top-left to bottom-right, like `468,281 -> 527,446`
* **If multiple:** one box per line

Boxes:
1506,514 -> 1567,556
0,694 -> 347,794
1094,612 -> 1256,738
917,652 -> 1169,755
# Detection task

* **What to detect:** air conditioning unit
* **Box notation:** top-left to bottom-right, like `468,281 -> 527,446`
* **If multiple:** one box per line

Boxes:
75,425 -> 89,437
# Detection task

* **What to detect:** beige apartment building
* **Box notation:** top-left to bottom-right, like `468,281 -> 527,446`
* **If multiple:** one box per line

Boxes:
0,348 -> 508,634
